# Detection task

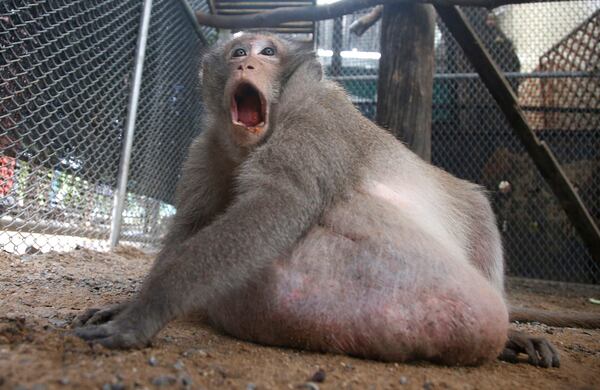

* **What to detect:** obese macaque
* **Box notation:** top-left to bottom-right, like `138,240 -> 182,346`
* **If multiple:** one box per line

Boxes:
75,33 -> 596,367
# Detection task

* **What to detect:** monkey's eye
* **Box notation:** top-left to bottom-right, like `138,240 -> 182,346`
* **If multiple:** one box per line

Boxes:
260,47 -> 276,56
232,48 -> 247,57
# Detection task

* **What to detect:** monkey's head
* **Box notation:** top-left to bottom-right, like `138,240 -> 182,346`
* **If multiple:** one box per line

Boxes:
202,33 -> 321,147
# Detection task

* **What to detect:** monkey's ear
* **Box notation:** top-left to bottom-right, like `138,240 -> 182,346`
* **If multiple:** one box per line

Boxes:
283,40 -> 323,82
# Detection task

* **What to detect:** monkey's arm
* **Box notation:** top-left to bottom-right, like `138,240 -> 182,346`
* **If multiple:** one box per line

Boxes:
75,137 -> 338,348
162,134 -> 236,247
73,135 -> 234,328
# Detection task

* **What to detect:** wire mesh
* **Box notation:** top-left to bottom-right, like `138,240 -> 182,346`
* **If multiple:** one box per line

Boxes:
1,0 -> 598,283
316,1 -> 600,283
116,0 -> 211,247
0,0 -> 213,253
437,4 -> 599,283
1,0 -> 140,253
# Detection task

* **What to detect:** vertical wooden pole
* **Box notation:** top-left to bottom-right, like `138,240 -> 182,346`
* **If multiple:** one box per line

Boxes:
376,4 -> 435,161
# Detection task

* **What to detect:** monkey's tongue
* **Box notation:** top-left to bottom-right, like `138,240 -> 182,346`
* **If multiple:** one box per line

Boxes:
237,94 -> 262,127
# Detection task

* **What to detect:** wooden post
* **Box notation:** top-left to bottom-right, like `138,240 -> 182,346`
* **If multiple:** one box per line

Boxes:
436,5 -> 600,263
376,3 -> 435,161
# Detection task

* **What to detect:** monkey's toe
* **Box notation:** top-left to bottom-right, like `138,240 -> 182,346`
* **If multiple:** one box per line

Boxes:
523,336 -> 560,368
503,330 -> 560,368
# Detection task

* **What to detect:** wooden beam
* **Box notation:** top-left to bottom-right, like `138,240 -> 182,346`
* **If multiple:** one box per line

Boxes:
196,0 -> 572,29
436,5 -> 600,263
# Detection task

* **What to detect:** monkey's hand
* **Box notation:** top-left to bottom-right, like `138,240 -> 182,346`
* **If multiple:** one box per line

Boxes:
499,329 -> 560,368
73,305 -> 158,349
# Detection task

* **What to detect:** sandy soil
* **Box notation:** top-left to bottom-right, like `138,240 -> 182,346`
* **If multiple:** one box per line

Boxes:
1,247 -> 599,390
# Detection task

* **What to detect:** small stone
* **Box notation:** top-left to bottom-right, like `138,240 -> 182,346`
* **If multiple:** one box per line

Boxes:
423,381 -> 434,390
309,369 -> 326,383
102,384 -> 111,390
399,376 -> 409,385
246,384 -> 257,390
58,377 -> 70,385
181,376 -> 193,386
173,360 -> 185,370
148,356 -> 158,366
111,383 -> 125,390
298,382 -> 319,390
152,375 -> 177,387
49,318 -> 67,328
182,348 -> 208,358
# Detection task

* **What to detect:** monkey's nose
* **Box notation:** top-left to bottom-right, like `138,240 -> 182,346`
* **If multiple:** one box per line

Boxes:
237,64 -> 255,71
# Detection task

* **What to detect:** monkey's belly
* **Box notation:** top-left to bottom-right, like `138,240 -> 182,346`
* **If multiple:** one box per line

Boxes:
208,226 -> 508,365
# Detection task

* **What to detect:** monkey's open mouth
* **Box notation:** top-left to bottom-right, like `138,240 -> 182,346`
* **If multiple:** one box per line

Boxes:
231,83 -> 267,131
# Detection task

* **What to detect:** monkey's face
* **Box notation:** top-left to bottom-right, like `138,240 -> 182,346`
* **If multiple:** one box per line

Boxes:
222,35 -> 284,147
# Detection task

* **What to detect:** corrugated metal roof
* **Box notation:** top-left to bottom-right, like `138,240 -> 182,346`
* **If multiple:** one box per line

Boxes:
212,0 -> 316,35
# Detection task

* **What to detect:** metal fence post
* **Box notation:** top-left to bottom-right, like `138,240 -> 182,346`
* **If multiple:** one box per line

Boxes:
109,0 -> 153,249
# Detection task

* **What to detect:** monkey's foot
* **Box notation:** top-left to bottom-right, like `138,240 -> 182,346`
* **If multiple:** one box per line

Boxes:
72,303 -> 127,328
499,329 -> 560,368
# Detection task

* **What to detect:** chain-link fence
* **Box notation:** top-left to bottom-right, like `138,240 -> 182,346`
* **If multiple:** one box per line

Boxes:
1,1 -> 599,283
0,0 -> 214,253
316,1 -> 600,283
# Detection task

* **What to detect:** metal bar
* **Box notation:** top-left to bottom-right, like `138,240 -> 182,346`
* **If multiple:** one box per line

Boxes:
436,5 -> 600,264
109,0 -> 153,249
435,70 -> 598,79
328,71 -> 598,82
177,0 -> 209,46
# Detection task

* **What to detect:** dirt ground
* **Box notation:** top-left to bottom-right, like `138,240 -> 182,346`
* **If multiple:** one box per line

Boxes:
1,247 -> 599,390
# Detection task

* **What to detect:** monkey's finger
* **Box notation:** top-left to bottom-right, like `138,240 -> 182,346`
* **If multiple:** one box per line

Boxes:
74,324 -> 112,340
521,340 -> 540,366
71,308 -> 101,328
